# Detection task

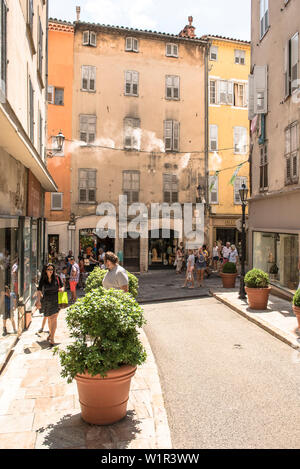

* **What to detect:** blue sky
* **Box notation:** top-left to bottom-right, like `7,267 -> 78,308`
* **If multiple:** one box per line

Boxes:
49,0 -> 251,41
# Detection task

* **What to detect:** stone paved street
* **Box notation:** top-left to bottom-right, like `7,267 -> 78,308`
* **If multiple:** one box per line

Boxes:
0,307 -> 171,449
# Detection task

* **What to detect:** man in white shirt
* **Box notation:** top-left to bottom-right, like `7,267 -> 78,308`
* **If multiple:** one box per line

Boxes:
222,242 -> 231,264
228,245 -> 239,264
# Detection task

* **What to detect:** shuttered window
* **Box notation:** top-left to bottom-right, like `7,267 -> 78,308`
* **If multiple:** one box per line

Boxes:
79,115 -> 96,144
285,33 -> 299,97
218,80 -> 233,105
81,65 -> 96,91
235,49 -> 245,65
234,177 -> 248,205
0,0 -> 7,98
38,19 -> 43,74
27,0 -> 34,31
51,193 -> 63,211
29,77 -> 34,143
285,122 -> 299,185
209,175 -> 219,204
123,171 -> 140,203
210,80 -> 217,104
166,43 -> 178,57
251,65 -> 268,114
164,120 -> 180,152
125,70 -> 139,96
209,125 -> 218,151
48,86 -> 64,105
163,174 -> 179,203
259,144 -> 268,191
79,169 -> 97,203
165,75 -> 180,100
234,127 -> 247,154
83,30 -> 97,47
124,117 -> 140,150
210,46 -> 218,61
125,37 -> 139,52
234,83 -> 247,107
260,0 -> 269,39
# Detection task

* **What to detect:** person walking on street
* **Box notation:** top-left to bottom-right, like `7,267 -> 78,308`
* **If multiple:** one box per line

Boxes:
36,264 -> 63,346
69,257 -> 80,303
183,249 -> 195,289
2,286 -> 17,336
195,247 -> 206,287
202,245 -> 211,278
175,248 -> 183,274
229,244 -> 239,265
212,242 -> 219,272
222,242 -> 231,265
102,252 -> 128,292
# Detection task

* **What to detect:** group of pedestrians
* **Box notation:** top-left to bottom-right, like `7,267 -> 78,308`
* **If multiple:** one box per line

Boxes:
35,250 -> 128,346
177,241 -> 240,289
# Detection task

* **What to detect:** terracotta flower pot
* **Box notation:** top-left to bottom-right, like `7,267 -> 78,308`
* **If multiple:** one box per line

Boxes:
292,305 -> 300,329
220,273 -> 237,288
245,286 -> 271,310
75,365 -> 137,425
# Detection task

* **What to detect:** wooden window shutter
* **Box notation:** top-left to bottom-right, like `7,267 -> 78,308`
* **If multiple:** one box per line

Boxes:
174,76 -> 180,99
133,38 -> 138,52
51,193 -> 63,210
82,66 -> 89,90
90,31 -> 97,47
292,154 -> 298,178
83,31 -> 90,45
210,125 -> 218,151
164,120 -> 173,151
132,71 -> 138,95
126,37 -> 132,50
166,44 -> 172,56
286,157 -> 291,181
47,85 -> 54,103
89,66 -> 96,91
254,65 -> 268,114
284,41 -> 291,98
248,74 -> 255,120
291,33 -> 299,93
173,121 -> 180,151
227,81 -> 233,105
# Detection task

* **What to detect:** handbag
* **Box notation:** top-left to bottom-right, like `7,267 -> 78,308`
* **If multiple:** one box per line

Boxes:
58,291 -> 68,305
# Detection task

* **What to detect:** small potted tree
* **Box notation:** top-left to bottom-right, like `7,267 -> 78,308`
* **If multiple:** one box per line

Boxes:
220,262 -> 238,288
55,288 -> 146,425
244,268 -> 271,310
292,289 -> 300,329
85,267 -> 139,298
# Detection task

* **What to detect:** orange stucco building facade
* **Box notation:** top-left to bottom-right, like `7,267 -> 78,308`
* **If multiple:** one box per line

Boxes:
45,21 -> 74,255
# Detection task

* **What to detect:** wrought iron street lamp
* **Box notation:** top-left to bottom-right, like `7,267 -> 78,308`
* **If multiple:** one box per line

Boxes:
46,130 -> 65,157
239,183 -> 248,299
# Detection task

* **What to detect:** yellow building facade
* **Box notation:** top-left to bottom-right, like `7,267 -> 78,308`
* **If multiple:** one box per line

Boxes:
203,36 -> 250,250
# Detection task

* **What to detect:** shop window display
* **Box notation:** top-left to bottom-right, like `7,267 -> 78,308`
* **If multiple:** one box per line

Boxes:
0,219 -> 19,337
253,232 -> 299,291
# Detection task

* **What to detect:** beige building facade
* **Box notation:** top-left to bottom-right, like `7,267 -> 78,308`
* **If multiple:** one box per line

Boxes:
249,0 -> 300,293
67,17 -> 209,271
0,0 -> 57,337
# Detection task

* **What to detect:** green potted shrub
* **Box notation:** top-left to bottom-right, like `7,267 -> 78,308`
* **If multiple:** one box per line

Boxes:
292,289 -> 300,329
85,267 -> 139,298
244,268 -> 271,310
54,287 -> 146,425
220,262 -> 238,288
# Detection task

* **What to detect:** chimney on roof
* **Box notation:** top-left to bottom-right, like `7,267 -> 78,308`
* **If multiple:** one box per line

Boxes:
76,6 -> 81,22
179,16 -> 196,39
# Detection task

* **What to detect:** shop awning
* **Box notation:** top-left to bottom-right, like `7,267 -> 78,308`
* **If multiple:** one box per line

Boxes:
0,103 -> 57,192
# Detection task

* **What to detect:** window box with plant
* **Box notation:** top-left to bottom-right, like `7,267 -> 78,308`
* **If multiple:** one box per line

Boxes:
292,289 -> 300,329
220,262 -> 238,288
244,268 -> 271,310
54,288 -> 146,425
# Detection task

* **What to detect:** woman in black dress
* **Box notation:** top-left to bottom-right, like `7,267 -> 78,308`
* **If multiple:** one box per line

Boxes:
36,263 -> 63,346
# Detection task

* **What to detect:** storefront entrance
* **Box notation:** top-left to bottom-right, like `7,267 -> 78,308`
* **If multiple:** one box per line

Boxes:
79,229 -> 115,259
148,230 -> 177,269
253,232 -> 299,291
124,238 -> 140,272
